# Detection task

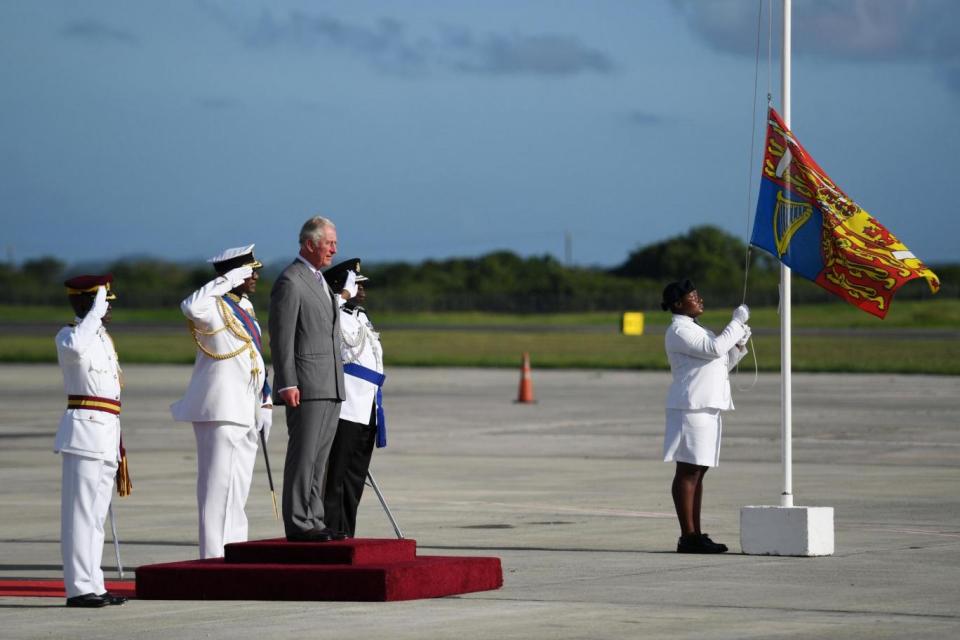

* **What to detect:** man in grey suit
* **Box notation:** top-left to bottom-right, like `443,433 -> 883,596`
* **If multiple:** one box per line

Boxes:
269,216 -> 354,541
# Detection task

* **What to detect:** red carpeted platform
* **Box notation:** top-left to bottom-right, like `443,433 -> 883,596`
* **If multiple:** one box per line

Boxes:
136,538 -> 502,602
0,580 -> 136,599
225,537 -> 418,565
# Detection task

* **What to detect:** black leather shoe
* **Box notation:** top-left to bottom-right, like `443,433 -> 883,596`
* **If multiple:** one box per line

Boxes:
699,534 -> 728,553
66,593 -> 108,608
677,533 -> 727,554
322,528 -> 348,541
287,528 -> 333,542
97,592 -> 128,605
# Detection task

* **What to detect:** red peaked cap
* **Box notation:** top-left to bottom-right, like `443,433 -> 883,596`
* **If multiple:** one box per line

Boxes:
64,274 -> 116,299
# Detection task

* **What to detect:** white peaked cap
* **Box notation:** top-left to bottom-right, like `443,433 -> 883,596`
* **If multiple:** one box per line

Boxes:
207,244 -> 256,264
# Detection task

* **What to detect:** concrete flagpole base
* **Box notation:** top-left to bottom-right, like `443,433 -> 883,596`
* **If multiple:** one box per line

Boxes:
740,506 -> 834,556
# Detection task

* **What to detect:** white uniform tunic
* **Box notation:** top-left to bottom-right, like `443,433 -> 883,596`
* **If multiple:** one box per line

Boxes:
171,276 -> 267,559
339,307 -> 383,424
171,277 -> 266,426
663,314 -> 747,467
55,314 -> 122,598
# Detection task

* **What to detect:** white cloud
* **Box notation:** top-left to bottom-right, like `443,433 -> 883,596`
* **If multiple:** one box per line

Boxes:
200,4 -> 614,78
673,0 -> 960,90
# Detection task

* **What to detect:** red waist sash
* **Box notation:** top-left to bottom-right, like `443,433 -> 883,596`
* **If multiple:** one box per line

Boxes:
67,395 -> 121,415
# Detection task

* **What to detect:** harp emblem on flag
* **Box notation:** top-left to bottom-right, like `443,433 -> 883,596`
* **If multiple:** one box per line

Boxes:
773,191 -> 812,256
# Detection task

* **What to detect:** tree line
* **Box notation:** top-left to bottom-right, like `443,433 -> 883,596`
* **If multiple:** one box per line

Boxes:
1,226 -> 952,313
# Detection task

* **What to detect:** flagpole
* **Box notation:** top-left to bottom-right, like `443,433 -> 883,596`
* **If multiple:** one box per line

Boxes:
741,0 -> 832,556
780,0 -> 793,507
780,0 -> 794,508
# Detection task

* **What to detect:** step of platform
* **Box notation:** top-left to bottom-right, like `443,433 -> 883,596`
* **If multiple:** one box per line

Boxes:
135,538 -> 503,602
224,537 -> 416,565
136,556 -> 502,602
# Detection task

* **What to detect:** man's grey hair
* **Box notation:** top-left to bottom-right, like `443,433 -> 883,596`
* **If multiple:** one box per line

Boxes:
299,216 -> 335,246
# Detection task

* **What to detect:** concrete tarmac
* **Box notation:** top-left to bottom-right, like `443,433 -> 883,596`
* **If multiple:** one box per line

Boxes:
0,364 -> 957,639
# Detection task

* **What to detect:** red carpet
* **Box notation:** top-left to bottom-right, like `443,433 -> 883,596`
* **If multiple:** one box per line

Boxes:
136,538 -> 502,601
225,537 -> 417,565
0,580 -> 136,599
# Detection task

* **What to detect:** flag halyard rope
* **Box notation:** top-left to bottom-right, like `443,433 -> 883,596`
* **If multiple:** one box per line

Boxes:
736,0 -> 771,391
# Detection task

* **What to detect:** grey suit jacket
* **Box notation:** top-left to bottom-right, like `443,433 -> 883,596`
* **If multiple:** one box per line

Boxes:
269,260 -> 345,404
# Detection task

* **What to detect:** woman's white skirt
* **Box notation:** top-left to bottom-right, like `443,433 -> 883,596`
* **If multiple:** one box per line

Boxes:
663,408 -> 722,467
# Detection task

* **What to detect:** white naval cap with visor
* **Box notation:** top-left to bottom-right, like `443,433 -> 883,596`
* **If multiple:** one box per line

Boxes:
207,244 -> 263,272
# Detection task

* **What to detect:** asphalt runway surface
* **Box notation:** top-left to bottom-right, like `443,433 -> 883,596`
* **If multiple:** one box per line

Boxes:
0,364 -> 957,639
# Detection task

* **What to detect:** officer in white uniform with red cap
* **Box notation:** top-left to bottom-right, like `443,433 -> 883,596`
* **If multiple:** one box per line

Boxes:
55,274 -> 128,607
170,245 -> 273,559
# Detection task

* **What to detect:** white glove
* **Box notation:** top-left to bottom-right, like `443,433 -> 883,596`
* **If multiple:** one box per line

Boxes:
90,285 -> 109,320
257,406 -> 273,443
342,270 -> 358,299
733,304 -> 750,324
225,265 -> 254,288
738,324 -> 752,347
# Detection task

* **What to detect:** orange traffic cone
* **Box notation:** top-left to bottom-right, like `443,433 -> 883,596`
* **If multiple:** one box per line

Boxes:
515,352 -> 536,404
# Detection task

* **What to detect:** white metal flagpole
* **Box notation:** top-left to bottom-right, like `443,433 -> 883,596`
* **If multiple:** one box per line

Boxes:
740,0 -> 832,555
779,0 -> 794,508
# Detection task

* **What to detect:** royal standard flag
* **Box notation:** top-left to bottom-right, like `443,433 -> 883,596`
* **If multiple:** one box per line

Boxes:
750,108 -> 939,318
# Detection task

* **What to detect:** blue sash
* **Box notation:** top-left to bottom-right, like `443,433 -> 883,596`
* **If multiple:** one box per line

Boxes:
222,296 -> 271,403
343,362 -> 387,448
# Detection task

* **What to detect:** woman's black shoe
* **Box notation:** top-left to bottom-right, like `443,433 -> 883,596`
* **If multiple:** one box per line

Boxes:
699,533 -> 728,553
677,533 -> 727,553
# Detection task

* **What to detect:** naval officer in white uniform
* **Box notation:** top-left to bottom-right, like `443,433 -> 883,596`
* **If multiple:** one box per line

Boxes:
322,259 -> 385,537
55,275 -> 128,607
171,245 -> 273,559
661,279 -> 750,554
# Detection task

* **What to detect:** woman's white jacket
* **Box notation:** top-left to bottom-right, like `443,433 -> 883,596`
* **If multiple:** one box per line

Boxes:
664,314 -> 747,411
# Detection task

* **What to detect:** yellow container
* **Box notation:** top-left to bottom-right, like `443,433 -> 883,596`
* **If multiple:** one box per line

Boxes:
621,311 -> 645,336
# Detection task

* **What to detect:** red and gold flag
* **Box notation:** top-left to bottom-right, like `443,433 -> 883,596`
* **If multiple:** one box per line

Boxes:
750,108 -> 939,318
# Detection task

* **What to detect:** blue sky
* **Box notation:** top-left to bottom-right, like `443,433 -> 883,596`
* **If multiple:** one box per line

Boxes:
1,0 -> 957,268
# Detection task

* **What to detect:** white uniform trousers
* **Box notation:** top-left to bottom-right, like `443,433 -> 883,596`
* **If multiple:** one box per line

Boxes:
193,421 -> 259,559
61,452 -> 118,598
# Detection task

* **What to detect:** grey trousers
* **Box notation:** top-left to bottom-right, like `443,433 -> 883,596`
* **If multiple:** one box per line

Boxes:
282,399 -> 341,536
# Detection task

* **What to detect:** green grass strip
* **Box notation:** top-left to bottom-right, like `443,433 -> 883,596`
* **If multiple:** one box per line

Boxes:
2,298 -> 956,329
4,329 -> 957,374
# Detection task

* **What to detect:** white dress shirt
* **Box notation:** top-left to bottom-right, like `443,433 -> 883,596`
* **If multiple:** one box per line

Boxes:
296,255 -> 334,299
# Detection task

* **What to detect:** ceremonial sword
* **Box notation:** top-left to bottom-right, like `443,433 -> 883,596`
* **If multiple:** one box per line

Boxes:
366,471 -> 403,539
260,430 -> 280,522
108,502 -> 123,580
